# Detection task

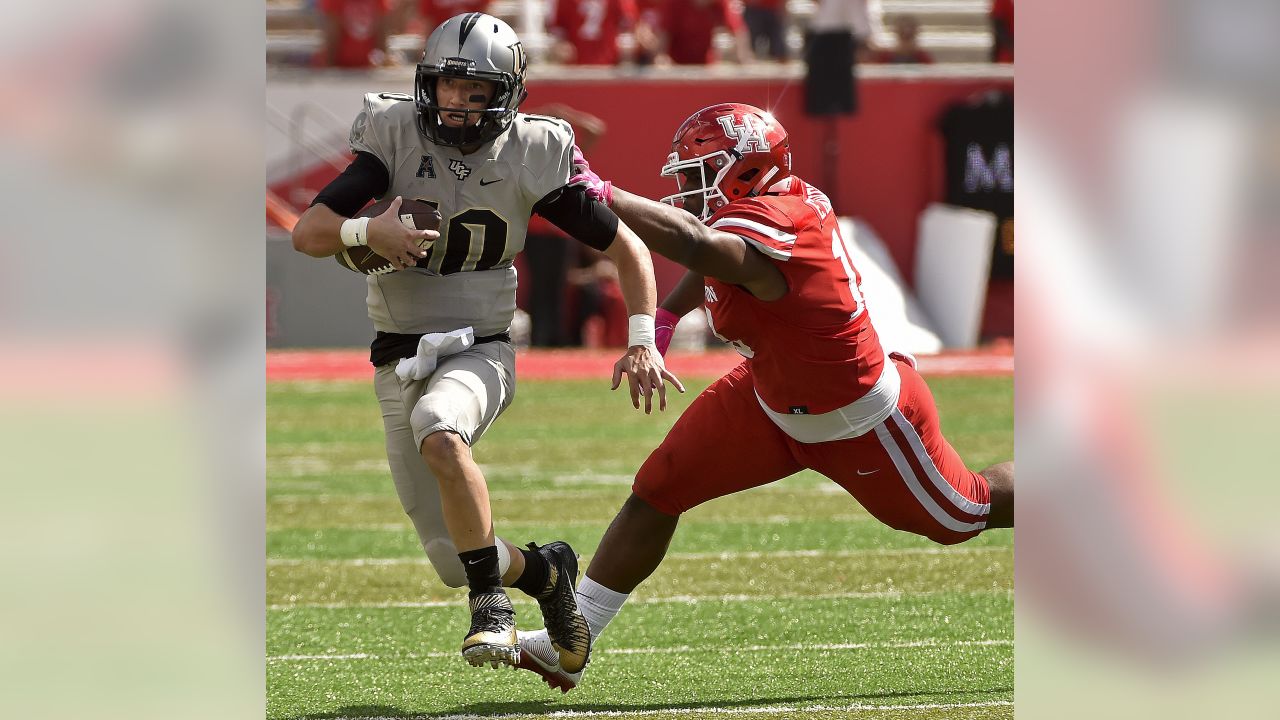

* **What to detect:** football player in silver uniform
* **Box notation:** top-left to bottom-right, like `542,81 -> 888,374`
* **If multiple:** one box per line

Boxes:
291,12 -> 682,673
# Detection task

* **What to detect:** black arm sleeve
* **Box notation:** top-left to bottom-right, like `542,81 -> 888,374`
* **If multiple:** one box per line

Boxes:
532,184 -> 619,251
310,151 -> 391,217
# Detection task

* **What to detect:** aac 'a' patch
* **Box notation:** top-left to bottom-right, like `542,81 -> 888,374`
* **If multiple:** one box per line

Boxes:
417,155 -> 436,179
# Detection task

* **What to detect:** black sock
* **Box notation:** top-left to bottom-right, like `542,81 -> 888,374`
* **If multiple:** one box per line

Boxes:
511,544 -> 550,598
458,546 -> 503,597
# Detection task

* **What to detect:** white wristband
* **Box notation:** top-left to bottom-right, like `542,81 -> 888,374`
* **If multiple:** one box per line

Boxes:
628,314 -> 656,348
340,216 -> 370,247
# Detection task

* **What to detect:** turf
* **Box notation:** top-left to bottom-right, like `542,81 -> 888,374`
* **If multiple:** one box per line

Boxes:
267,374 -> 1013,719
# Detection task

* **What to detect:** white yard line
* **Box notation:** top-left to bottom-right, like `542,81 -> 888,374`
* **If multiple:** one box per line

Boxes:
269,489 -> 625,503
267,515 -> 880,532
269,638 -> 1012,662
266,546 -> 1007,566
267,588 -> 1012,611
549,474 -> 636,486
268,485 -> 854,503
316,700 -> 1013,719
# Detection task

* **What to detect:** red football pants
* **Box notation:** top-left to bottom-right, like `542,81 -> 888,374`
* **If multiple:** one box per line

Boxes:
633,358 -> 992,544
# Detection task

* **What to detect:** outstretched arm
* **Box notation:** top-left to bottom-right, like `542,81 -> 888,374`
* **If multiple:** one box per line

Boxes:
609,188 -> 786,301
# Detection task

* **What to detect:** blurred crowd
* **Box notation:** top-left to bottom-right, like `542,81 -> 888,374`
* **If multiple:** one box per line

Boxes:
267,0 -> 1016,349
277,0 -> 1015,70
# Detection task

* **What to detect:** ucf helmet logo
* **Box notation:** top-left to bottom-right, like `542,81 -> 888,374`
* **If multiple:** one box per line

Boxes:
717,114 -> 771,153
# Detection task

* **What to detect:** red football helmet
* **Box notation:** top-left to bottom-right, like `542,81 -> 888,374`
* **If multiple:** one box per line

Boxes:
660,103 -> 792,220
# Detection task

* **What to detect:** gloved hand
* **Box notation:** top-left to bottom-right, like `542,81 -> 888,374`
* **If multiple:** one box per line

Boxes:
568,144 -> 614,206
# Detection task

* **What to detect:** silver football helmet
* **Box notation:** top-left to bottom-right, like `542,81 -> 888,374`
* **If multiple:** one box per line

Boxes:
414,12 -> 528,147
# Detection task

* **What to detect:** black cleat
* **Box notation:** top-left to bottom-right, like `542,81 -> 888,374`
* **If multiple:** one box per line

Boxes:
529,541 -> 592,674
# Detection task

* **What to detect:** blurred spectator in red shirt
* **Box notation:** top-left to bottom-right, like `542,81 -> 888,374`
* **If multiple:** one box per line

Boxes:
417,0 -> 491,33
316,0 -> 394,68
741,0 -> 788,61
871,15 -> 934,64
386,1 -> 489,59
633,0 -> 666,65
990,0 -> 1013,63
549,0 -> 638,65
655,0 -> 750,65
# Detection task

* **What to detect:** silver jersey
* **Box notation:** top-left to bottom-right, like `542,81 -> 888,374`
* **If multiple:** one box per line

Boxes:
348,92 -> 576,336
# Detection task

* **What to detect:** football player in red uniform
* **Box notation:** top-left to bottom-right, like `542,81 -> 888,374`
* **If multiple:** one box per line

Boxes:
514,103 -> 1014,692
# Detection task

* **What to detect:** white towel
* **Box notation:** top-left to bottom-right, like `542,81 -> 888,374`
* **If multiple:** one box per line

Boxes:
395,327 -> 476,381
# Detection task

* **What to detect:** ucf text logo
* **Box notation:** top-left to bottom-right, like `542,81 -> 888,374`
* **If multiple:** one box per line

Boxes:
449,159 -> 472,181
717,115 -> 771,153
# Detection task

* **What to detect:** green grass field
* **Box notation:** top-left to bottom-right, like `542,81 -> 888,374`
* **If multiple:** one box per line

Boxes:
267,374 -> 1013,720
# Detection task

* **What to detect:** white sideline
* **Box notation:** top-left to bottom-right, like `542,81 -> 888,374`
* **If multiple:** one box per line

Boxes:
268,638 -> 1012,662
266,546 -> 1006,566
267,588 -> 1012,611
320,700 -> 1013,719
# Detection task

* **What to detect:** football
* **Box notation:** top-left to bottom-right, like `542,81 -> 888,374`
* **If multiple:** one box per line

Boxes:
334,198 -> 442,275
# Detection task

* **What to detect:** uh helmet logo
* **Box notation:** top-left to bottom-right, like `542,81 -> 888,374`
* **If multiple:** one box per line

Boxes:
716,114 -> 771,154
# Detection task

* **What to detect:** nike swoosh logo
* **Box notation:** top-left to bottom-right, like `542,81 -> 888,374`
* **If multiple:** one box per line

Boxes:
856,469 -> 879,476
466,558 -> 484,565
479,178 -> 502,186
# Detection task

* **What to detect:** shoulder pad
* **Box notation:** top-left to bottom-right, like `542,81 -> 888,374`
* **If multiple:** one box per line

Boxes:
708,197 -> 799,261
362,91 -> 413,114
710,197 -> 796,233
518,114 -> 572,132
515,113 -> 575,147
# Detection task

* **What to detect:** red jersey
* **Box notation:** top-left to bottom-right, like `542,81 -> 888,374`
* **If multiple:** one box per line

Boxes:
552,0 -> 638,65
318,0 -> 390,68
636,0 -> 666,24
660,0 -> 743,65
418,0 -> 491,24
702,177 -> 890,418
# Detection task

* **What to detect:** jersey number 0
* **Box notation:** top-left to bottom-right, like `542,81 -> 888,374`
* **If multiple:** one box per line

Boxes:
415,201 -> 510,275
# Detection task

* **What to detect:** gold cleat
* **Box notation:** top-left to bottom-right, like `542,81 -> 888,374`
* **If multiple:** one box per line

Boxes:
460,591 -> 520,668
528,541 -> 593,674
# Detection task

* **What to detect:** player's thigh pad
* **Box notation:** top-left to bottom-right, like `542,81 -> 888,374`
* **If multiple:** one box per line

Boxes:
802,359 -> 991,544
633,362 -> 802,515
407,341 -> 516,448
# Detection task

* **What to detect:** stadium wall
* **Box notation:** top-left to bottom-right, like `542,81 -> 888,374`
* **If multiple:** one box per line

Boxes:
523,73 -> 1013,285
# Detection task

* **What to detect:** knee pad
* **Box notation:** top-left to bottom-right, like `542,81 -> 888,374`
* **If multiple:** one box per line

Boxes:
411,376 -> 485,447
423,538 -> 466,588
495,537 -> 512,575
